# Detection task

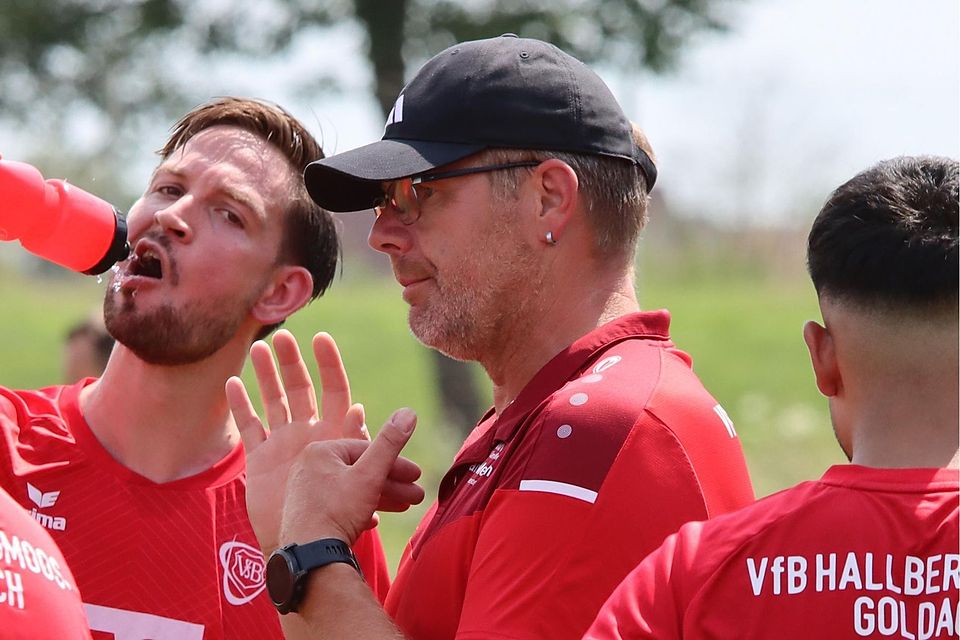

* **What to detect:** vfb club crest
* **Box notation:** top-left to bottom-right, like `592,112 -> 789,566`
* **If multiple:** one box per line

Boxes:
219,540 -> 266,605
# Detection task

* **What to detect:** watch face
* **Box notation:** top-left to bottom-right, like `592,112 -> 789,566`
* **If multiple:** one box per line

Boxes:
266,550 -> 296,608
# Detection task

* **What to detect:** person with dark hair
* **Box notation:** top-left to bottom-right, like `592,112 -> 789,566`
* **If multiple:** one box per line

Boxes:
585,155 -> 959,639
62,313 -> 115,382
229,35 -> 755,639
0,97 -> 390,639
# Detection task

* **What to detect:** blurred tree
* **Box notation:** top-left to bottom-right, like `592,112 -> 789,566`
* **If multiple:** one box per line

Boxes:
0,0 -> 738,435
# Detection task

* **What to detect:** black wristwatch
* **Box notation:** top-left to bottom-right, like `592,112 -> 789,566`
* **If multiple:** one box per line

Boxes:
266,539 -> 364,614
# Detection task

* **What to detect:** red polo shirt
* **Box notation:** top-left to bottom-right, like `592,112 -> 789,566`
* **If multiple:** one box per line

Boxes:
0,381 -> 390,640
586,466 -> 960,639
385,311 -> 755,639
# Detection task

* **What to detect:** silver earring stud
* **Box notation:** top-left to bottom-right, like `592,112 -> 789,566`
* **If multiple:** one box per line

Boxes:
546,231 -> 558,246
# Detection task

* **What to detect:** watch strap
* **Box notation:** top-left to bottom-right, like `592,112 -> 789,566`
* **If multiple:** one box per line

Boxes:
267,538 -> 364,615
291,538 -> 364,580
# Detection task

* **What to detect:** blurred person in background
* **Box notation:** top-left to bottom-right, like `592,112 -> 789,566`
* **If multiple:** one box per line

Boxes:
62,312 -> 114,383
230,35 -> 756,639
0,97 -> 391,640
585,155 -> 959,639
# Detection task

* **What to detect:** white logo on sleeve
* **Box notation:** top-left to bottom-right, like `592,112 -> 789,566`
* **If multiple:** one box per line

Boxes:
219,540 -> 266,605
713,404 -> 738,438
385,94 -> 404,128
593,355 -> 622,374
27,483 -> 59,508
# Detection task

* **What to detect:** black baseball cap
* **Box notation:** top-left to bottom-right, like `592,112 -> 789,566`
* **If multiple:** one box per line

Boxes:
304,34 -> 657,212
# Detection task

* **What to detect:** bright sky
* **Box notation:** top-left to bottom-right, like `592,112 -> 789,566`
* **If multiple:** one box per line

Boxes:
621,0 -> 960,223
4,0 -> 958,225
266,0 -> 959,225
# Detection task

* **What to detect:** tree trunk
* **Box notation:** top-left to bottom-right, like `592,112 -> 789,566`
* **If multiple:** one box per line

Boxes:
355,0 -> 486,438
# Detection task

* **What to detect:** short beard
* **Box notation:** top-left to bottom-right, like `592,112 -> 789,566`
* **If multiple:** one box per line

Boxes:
103,290 -> 250,366
408,212 -> 541,362
408,283 -> 496,362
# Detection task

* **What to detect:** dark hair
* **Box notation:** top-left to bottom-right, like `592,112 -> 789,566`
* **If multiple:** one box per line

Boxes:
66,318 -> 115,373
807,155 -> 958,312
160,97 -> 340,339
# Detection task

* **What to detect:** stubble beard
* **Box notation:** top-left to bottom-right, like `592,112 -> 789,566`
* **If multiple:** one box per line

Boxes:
103,284 -> 256,366
408,214 -> 540,362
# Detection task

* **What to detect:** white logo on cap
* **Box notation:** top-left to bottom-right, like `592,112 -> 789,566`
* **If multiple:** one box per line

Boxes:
385,94 -> 404,129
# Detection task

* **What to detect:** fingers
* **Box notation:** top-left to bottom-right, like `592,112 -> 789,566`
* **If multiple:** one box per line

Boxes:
313,332 -> 352,425
343,403 -> 368,441
249,339 -> 290,430
226,376 -> 267,451
385,454 -> 422,484
354,408 -> 418,483
376,479 -> 426,512
272,330 -> 318,423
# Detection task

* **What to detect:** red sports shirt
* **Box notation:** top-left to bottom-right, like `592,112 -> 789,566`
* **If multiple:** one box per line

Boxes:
586,465 -> 960,639
0,380 -> 390,640
1,486 -> 92,639
385,311 -> 755,639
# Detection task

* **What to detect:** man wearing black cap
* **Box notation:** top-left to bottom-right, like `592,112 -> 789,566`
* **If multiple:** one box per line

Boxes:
233,35 -> 755,639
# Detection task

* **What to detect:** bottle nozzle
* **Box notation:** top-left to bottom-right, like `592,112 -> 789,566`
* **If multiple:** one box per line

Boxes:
0,157 -> 129,275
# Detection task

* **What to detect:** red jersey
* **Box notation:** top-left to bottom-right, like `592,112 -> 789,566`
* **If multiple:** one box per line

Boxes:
385,311 -> 755,639
586,465 -> 960,639
1,486 -> 92,639
0,380 -> 390,640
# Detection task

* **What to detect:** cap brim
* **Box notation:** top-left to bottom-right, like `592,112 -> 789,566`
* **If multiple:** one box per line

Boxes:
304,139 -> 485,212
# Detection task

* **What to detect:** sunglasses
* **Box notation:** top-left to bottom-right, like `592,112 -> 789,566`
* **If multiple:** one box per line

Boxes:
374,161 -> 541,225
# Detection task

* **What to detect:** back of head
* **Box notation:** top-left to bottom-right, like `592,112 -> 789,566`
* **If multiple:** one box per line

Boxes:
806,156 -> 958,465
63,314 -> 114,382
304,35 -> 656,255
161,97 -> 340,338
808,155 -> 958,315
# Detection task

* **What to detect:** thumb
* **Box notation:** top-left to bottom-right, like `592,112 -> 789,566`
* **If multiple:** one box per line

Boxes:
355,408 -> 417,479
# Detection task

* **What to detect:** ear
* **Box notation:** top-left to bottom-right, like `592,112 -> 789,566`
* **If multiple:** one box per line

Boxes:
803,320 -> 841,397
530,159 -> 579,245
250,265 -> 314,327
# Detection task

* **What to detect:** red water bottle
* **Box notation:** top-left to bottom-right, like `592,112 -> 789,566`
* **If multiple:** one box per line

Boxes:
0,156 -> 129,275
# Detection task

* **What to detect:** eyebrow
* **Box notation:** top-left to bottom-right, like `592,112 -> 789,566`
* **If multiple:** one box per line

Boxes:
151,167 -> 263,219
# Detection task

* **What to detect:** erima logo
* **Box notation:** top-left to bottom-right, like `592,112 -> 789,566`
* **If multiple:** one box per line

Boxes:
384,94 -> 404,129
219,540 -> 266,605
27,483 -> 59,508
27,482 -> 67,531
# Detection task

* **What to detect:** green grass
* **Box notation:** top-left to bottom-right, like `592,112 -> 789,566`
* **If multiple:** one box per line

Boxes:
641,268 -> 845,498
0,255 -> 844,568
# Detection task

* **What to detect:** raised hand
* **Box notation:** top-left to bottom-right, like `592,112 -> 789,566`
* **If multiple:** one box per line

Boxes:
280,408 -> 426,548
226,330 -> 365,552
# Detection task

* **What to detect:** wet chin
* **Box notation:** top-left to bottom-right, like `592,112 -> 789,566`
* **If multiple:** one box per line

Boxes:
104,295 -> 240,366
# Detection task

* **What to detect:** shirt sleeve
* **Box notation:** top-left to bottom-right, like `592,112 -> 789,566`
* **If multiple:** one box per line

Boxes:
352,526 -> 392,604
584,532 -> 686,640
453,418 -> 712,640
0,388 -> 27,491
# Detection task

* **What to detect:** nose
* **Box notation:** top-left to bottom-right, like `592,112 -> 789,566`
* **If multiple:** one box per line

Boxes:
153,198 -> 193,242
368,208 -> 413,256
